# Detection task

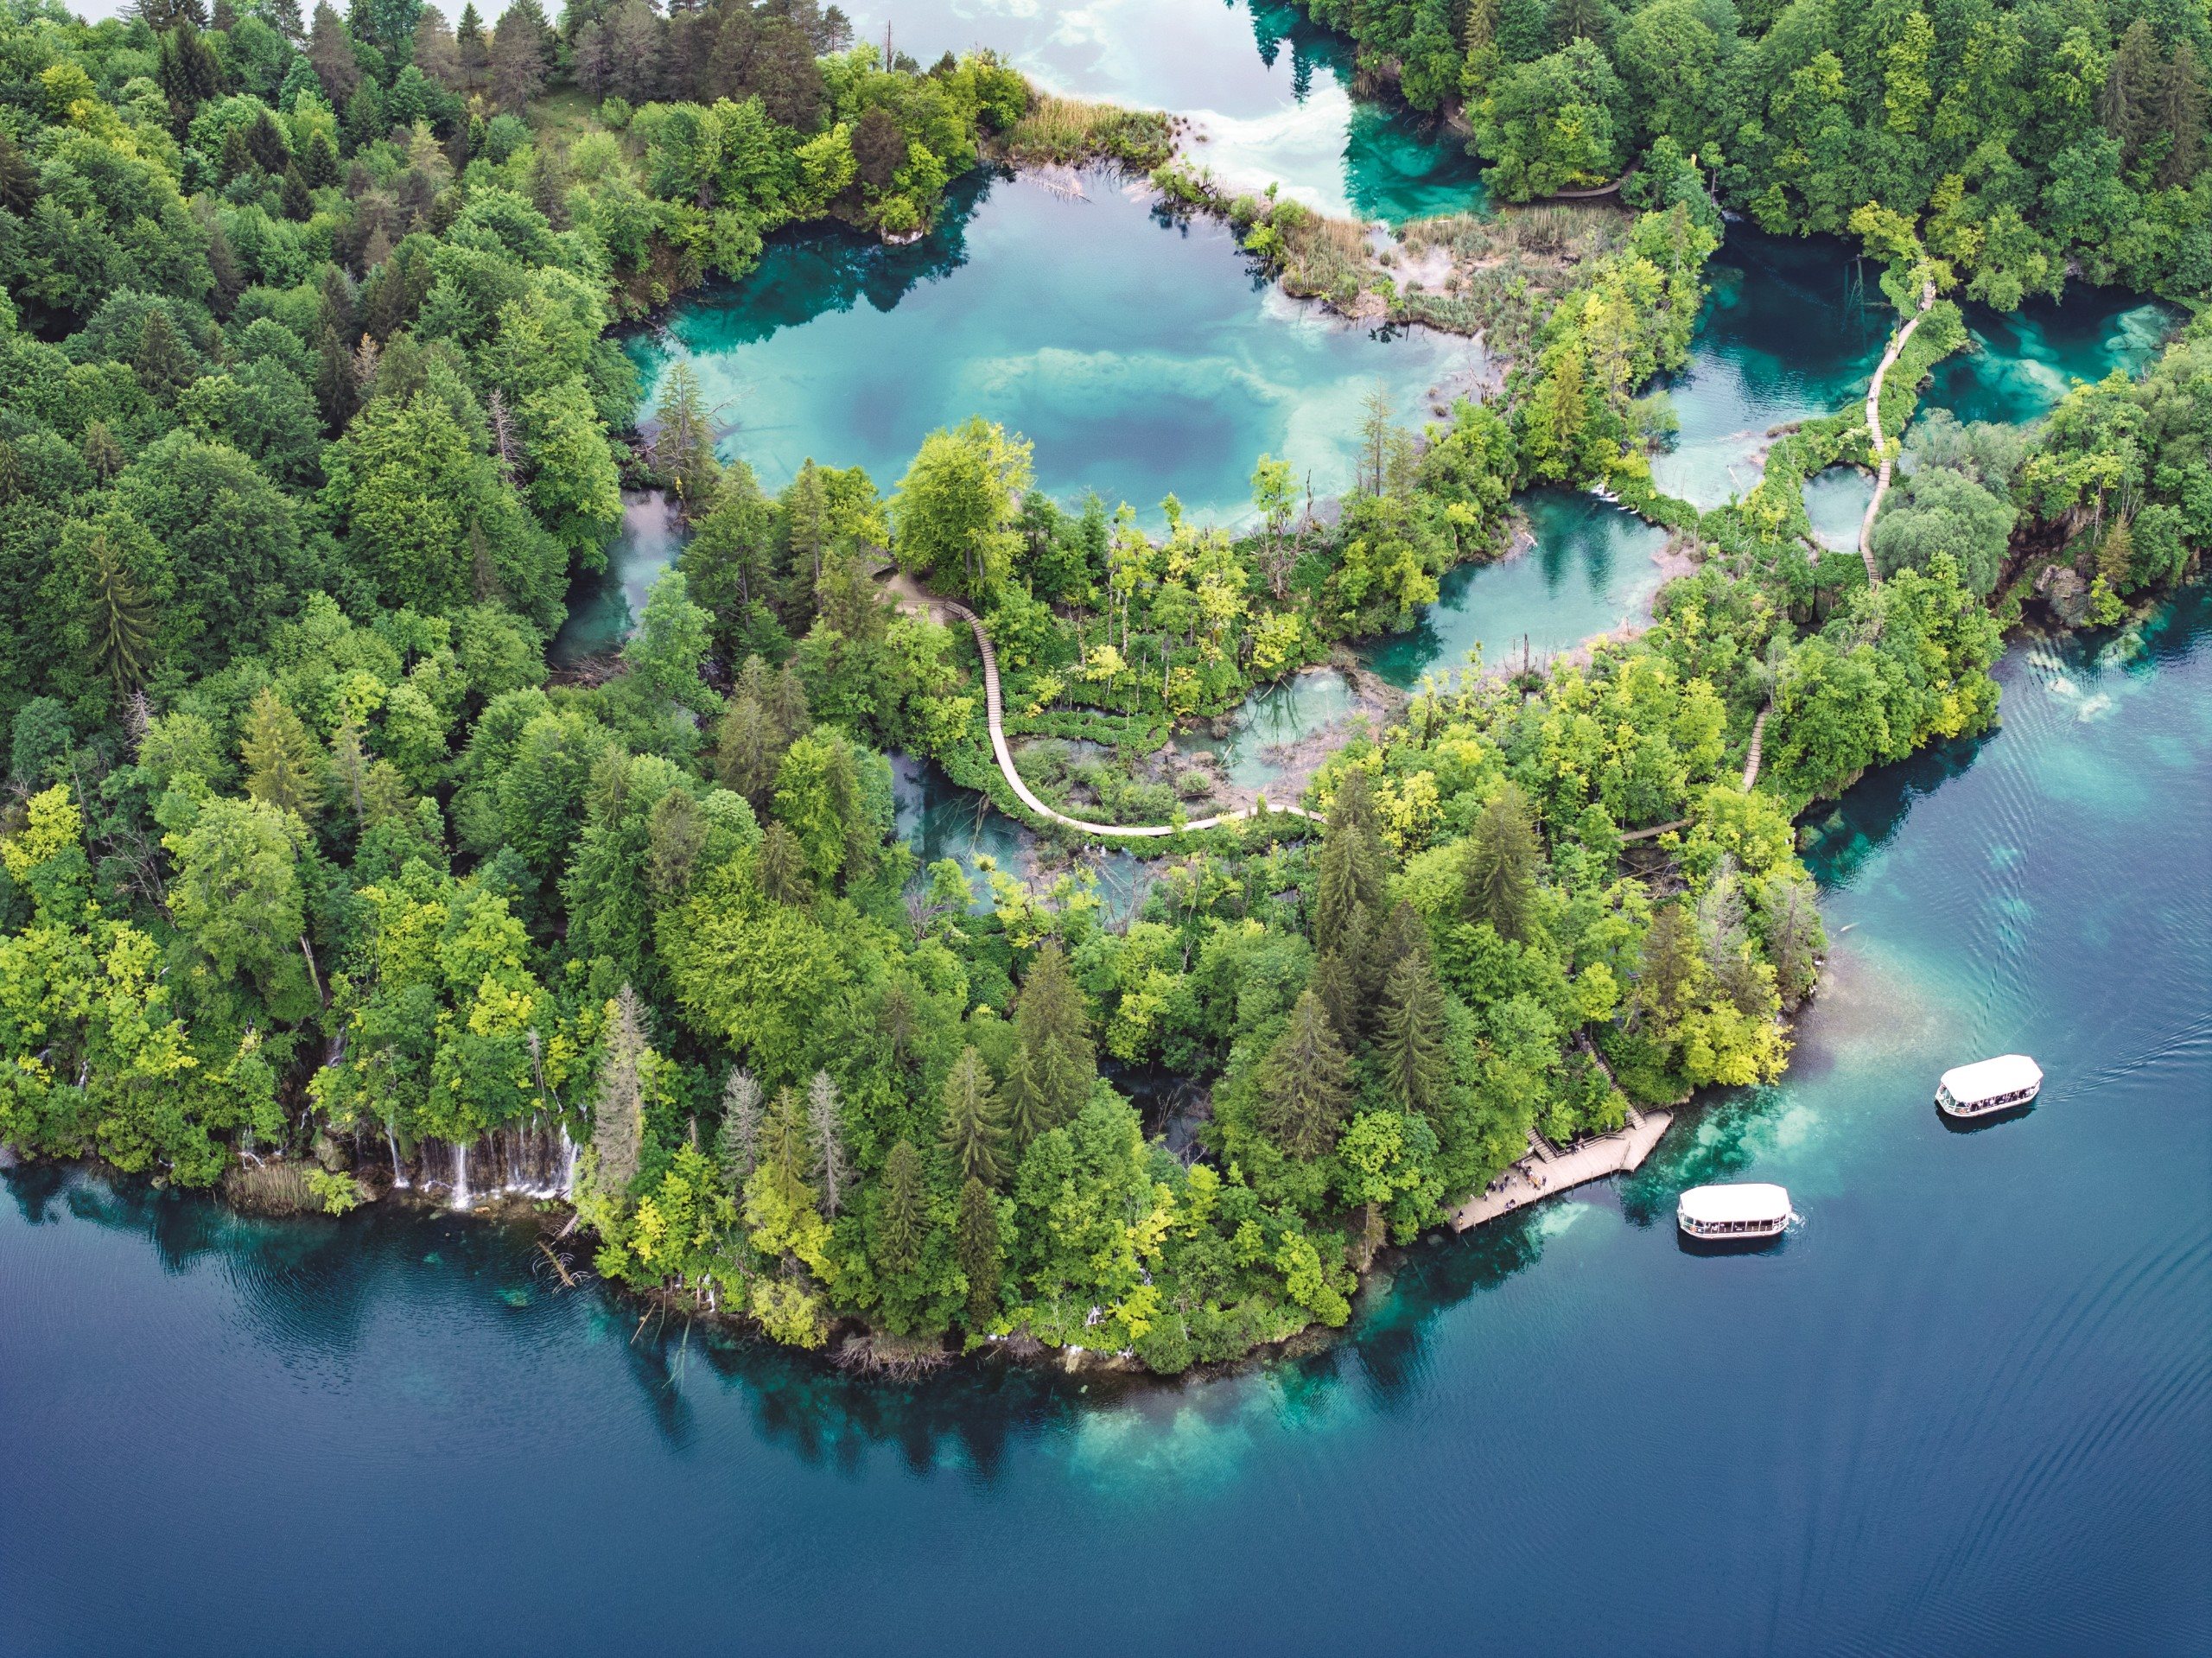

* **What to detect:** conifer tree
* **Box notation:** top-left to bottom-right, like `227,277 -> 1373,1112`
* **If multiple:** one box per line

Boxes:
762,1083 -> 812,1204
757,821 -> 809,905
1308,948 -> 1359,1051
1461,782 -> 1539,939
2160,43 -> 2209,187
715,1066 -> 762,1193
954,1175 -> 1001,1325
1312,771 -> 1386,953
1014,941 -> 1095,1124
1632,901 -> 1700,1030
591,985 -> 649,1196
81,421 -> 124,482
133,311 -> 196,402
1001,1040 -> 1052,1151
1255,990 -> 1352,1159
652,362 -> 719,513
330,720 -> 369,817
940,1045 -> 1007,1186
2101,21 -> 2160,164
1379,945 -> 1449,1116
241,689 -> 322,821
806,1070 -> 847,1217
84,530 -> 156,698
876,1138 -> 925,1273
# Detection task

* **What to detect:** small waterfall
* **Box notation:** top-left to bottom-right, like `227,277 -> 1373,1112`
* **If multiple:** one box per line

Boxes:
451,1141 -> 471,1210
557,1123 -> 578,1197
385,1123 -> 409,1189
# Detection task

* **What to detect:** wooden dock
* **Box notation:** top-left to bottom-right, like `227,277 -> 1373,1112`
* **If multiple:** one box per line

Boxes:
1449,1106 -> 1675,1231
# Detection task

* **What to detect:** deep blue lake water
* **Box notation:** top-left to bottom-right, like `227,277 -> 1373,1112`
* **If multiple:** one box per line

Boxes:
7,589 -> 2207,1657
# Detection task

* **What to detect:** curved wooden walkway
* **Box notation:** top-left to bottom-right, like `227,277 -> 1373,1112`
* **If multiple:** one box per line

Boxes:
1858,279 -> 1939,585
1741,701 -> 1770,791
924,593 -> 1325,839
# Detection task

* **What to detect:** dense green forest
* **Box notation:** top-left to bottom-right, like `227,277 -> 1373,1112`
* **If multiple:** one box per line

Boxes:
1307,0 -> 2212,303
0,0 -> 2202,1372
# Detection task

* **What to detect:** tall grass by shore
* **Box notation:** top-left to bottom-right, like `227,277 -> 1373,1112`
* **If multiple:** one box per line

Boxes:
997,92 -> 1177,172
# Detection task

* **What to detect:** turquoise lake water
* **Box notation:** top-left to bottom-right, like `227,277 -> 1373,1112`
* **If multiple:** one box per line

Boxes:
845,0 -> 1485,221
7,588 -> 2205,1656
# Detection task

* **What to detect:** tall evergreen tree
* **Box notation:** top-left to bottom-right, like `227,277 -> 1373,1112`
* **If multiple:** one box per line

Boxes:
652,362 -> 719,513
756,820 -> 809,905
806,1070 -> 847,1217
2101,20 -> 2160,164
715,1067 -> 762,1193
1001,1040 -> 1052,1152
2159,42 -> 2209,188
954,1174 -> 1001,1325
762,1083 -> 812,1204
590,984 -> 649,1195
240,689 -> 322,820
1461,783 -> 1540,939
84,530 -> 156,698
1255,990 -> 1353,1159
133,311 -> 196,403
875,1137 -> 925,1273
1378,945 -> 1449,1117
1014,941 -> 1095,1124
940,1045 -> 1007,1186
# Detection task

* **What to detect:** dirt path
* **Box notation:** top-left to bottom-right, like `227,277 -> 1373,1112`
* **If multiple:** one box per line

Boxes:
891,580 -> 1325,838
1858,278 -> 1938,584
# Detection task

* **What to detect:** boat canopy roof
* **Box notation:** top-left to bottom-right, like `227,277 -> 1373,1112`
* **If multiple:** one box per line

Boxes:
1677,1183 -> 1791,1225
1939,1054 -> 2043,1102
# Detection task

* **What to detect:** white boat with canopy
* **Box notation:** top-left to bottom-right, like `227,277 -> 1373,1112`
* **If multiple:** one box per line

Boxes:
1676,1183 -> 1793,1241
1936,1054 -> 2043,1118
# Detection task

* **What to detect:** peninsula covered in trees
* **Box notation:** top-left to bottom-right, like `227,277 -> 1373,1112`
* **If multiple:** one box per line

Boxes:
0,0 -> 2202,1373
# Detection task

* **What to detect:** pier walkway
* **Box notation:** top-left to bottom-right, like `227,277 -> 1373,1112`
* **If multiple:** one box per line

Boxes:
892,581 -> 1324,838
1450,1107 -> 1674,1231
1858,278 -> 1939,584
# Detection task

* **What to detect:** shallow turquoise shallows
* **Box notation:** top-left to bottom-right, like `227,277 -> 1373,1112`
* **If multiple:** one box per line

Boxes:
1649,232 -> 2177,512
6,589 -> 2206,1657
626,168 -> 1481,524
841,0 -> 1484,221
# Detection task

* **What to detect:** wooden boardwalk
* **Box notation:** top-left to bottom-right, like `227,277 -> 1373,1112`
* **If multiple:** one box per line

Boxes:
1450,1107 -> 1673,1231
897,585 -> 1325,839
1857,278 -> 1938,585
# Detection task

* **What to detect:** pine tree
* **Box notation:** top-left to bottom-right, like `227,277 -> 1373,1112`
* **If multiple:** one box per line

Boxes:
877,1137 -> 925,1273
240,689 -> 322,820
1461,783 -> 1540,939
1367,899 -> 1428,999
652,362 -> 720,512
806,1070 -> 847,1217
308,2 -> 361,106
715,1066 -> 762,1193
1255,990 -> 1352,1159
715,692 -> 785,808
940,1045 -> 1007,1186
305,126 -> 340,186
133,311 -> 196,403
757,821 -> 809,905
1312,769 -> 1386,953
456,1 -> 489,89
1632,901 -> 1700,1030
84,530 -> 157,698
330,720 -> 369,817
281,164 -> 313,221
1014,941 -> 1095,1124
0,130 -> 36,215
2161,42 -> 2210,187
80,421 -> 124,482
315,326 -> 357,433
2102,20 -> 2160,164
1308,948 -> 1359,1051
955,1174 -> 1001,1325
591,985 -> 649,1195
1761,877 -> 1820,1011
1378,945 -> 1449,1116
1001,1040 -> 1052,1151
762,1084 -> 812,1204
